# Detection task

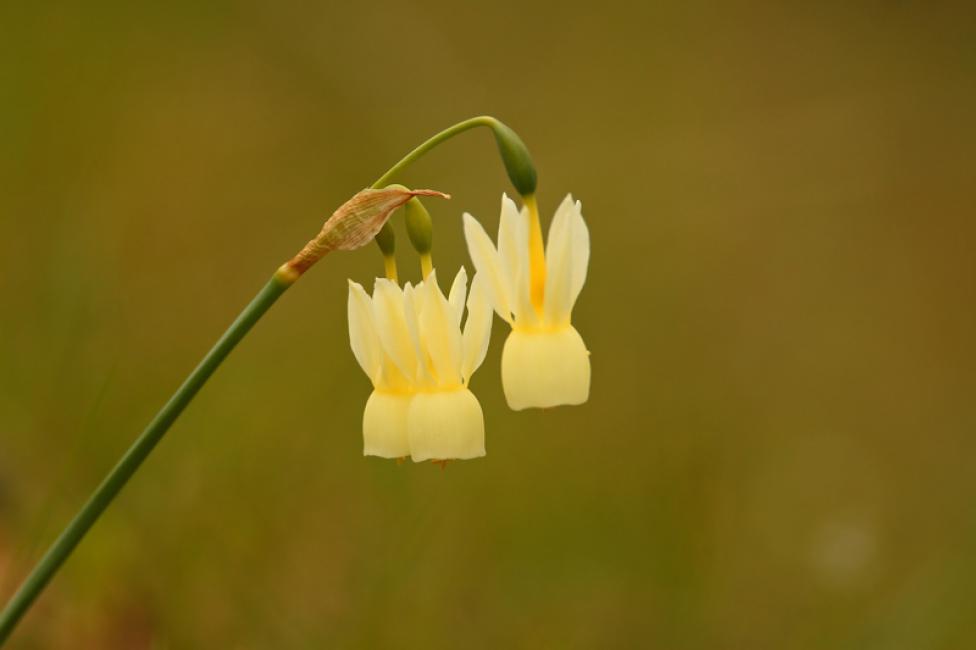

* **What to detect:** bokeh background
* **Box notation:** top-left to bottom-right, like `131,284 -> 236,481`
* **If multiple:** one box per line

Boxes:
2,1 -> 975,647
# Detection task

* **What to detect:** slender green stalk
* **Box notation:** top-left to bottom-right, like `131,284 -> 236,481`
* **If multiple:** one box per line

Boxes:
0,275 -> 290,644
369,114 -> 536,252
371,116 -> 496,189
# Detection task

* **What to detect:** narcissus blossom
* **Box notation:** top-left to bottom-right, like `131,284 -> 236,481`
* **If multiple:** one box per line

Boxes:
347,268 -> 492,461
463,194 -> 590,410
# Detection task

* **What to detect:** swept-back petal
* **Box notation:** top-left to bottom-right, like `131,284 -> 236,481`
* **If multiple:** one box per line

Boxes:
547,194 -> 576,260
405,281 -> 424,323
448,266 -> 468,328
461,273 -> 493,383
402,283 -> 433,385
347,280 -> 383,384
512,206 -> 539,329
568,199 -> 590,310
372,279 -> 417,380
497,194 -> 523,313
463,213 -> 513,325
419,271 -> 462,387
543,195 -> 577,325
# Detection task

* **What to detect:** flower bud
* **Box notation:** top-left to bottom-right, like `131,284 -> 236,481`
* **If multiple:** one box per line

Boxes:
404,197 -> 433,255
374,222 -> 396,256
489,120 -> 538,196
287,185 -> 449,275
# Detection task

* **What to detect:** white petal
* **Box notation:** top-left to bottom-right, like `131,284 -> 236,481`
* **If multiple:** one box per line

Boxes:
407,389 -> 485,462
461,273 -> 493,383
402,283 -> 432,385
405,281 -> 424,327
513,206 -> 539,328
372,279 -> 417,380
501,325 -> 590,410
569,199 -> 590,309
547,194 -> 577,254
497,194 -> 523,315
419,271 -> 462,387
543,195 -> 577,325
347,280 -> 382,385
463,213 -> 513,324
448,266 -> 468,328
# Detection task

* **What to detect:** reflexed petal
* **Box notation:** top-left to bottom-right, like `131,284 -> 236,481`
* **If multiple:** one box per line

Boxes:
461,273 -> 492,383
497,194 -> 522,310
543,195 -> 577,325
402,283 -> 421,343
407,389 -> 485,462
569,199 -> 590,310
363,390 -> 411,458
512,206 -> 539,328
372,279 -> 417,379
547,194 -> 577,254
402,283 -> 432,385
347,280 -> 382,384
463,213 -> 513,324
448,266 -> 468,328
501,325 -> 590,410
419,271 -> 462,387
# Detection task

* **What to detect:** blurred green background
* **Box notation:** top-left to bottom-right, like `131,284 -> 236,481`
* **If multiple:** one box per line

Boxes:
2,1 -> 974,647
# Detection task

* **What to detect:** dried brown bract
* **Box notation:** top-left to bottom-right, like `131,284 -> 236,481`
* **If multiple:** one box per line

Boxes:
286,186 -> 450,276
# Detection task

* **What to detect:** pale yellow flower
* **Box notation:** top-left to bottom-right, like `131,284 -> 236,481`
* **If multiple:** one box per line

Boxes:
348,267 -> 493,462
463,194 -> 590,410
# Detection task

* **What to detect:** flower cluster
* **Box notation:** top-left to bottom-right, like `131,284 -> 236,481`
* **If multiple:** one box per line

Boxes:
348,193 -> 590,462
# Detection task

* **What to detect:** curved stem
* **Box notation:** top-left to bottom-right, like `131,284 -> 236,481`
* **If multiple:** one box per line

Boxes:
0,274 -> 293,645
371,116 -> 497,189
369,116 -> 501,269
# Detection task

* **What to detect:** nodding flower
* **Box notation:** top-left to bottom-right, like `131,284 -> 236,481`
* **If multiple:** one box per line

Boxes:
347,267 -> 492,462
463,193 -> 590,411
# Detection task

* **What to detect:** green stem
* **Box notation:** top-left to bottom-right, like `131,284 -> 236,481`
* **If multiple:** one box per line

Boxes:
0,275 -> 291,644
370,115 -> 497,189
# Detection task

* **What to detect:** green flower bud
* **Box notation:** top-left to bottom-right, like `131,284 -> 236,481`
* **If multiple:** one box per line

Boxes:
489,119 -> 538,196
404,197 -> 433,255
374,222 -> 396,256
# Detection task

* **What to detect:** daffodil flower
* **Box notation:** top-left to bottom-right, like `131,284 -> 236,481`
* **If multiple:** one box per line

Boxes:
348,267 -> 492,462
463,194 -> 590,410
